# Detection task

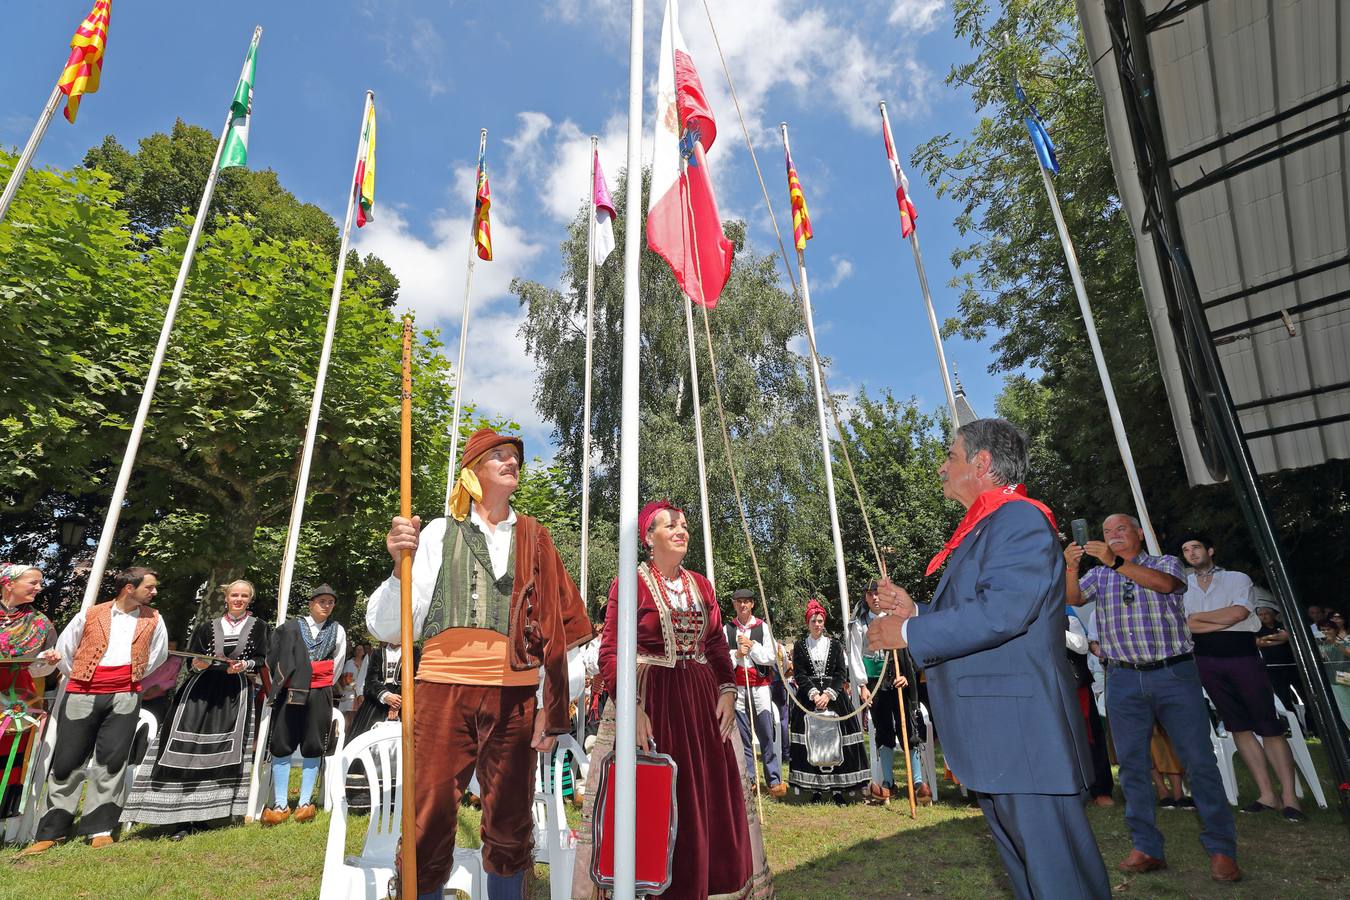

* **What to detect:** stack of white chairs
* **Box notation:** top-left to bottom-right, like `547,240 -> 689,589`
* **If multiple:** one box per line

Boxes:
319,722 -> 484,900
917,703 -> 937,801
534,733 -> 588,900
1256,695 -> 1327,809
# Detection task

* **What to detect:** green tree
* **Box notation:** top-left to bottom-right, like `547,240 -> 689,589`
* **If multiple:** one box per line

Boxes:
514,168 -> 835,625
914,0 -> 1349,597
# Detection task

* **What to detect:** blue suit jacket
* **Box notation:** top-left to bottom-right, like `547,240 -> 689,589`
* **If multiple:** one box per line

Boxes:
906,501 -> 1092,795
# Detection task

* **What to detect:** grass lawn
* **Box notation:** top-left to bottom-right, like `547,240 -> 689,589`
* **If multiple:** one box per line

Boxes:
5,744 -> 1348,899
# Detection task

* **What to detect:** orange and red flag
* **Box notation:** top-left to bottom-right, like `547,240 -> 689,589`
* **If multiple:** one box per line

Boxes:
785,148 -> 813,251
473,147 -> 492,261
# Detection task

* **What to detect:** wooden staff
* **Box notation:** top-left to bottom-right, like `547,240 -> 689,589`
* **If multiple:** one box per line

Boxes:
398,317 -> 418,895
877,555 -> 917,818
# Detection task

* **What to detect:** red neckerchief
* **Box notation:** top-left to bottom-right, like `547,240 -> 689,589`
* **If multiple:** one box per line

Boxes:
926,484 -> 1057,577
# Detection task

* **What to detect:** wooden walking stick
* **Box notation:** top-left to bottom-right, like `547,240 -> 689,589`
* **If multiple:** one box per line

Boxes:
893,650 -> 917,819
398,317 -> 418,896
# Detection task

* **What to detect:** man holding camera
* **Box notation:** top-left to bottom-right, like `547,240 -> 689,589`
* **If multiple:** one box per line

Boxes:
1066,516 -> 1239,882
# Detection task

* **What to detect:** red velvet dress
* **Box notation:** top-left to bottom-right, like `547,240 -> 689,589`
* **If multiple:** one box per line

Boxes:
575,564 -> 771,899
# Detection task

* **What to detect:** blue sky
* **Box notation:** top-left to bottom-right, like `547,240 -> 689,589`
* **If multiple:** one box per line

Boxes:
4,1 -> 1009,457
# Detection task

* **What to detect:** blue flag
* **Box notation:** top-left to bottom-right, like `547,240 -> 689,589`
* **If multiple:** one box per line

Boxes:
1014,79 -> 1059,175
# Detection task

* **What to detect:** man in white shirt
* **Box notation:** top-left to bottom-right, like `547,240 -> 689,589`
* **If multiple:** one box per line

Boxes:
21,567 -> 168,855
1181,536 -> 1302,820
724,588 -> 784,797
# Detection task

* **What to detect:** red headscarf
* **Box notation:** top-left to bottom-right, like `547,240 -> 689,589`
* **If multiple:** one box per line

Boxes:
804,598 -> 827,624
639,500 -> 683,548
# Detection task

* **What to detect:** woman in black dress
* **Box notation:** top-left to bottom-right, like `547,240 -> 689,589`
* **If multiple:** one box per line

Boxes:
788,598 -> 869,804
121,579 -> 268,838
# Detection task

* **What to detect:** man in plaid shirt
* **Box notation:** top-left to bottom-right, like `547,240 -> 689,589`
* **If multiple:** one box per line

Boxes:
1066,514 -> 1239,884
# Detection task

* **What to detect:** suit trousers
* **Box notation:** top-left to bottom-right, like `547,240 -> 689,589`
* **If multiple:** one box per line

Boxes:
1106,658 -> 1237,860
975,791 -> 1110,900
411,682 -> 537,895
36,691 -> 141,840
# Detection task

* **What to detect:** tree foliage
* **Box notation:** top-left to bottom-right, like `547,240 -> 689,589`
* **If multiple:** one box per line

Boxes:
914,0 -> 1348,596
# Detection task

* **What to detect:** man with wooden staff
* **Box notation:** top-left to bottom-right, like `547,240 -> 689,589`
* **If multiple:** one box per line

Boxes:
868,419 -> 1109,900
367,427 -> 591,899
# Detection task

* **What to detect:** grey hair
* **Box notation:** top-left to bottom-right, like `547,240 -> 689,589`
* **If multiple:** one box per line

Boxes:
956,418 -> 1030,486
1103,513 -> 1142,530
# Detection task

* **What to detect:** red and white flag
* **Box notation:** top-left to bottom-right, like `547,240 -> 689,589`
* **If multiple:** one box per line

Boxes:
882,113 -> 918,238
646,0 -> 733,309
592,149 -> 616,266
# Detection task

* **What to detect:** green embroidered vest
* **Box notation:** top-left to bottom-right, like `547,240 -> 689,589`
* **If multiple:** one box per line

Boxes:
423,517 -> 516,642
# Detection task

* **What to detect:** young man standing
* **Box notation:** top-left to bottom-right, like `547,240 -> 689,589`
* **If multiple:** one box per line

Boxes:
369,428 -> 591,899
1180,535 -> 1303,821
725,587 -> 784,797
21,567 -> 168,855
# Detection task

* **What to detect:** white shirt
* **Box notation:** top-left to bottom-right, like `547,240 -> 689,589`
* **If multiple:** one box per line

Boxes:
366,511 -> 516,644
1184,568 -> 1259,633
55,603 -> 169,677
1066,612 -> 1090,655
220,614 -> 250,636
804,633 -> 837,700
728,615 -> 775,671
470,506 -> 518,580
302,615 -> 348,673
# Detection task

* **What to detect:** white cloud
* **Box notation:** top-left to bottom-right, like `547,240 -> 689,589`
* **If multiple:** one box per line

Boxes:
816,255 -> 855,291
887,0 -> 947,33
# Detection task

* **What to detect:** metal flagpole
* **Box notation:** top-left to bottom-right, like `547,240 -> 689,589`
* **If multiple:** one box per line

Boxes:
78,27 -> 263,613
580,136 -> 599,607
273,90 -> 373,625
682,297 -> 717,588
781,122 -> 851,646
1036,163 -> 1161,555
444,128 -> 489,514
614,0 -> 645,893
0,86 -> 62,226
879,101 -> 959,426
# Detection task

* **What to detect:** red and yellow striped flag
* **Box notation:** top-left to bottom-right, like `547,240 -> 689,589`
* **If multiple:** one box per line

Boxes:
56,0 -> 111,124
473,147 -> 493,261
786,148 -> 812,251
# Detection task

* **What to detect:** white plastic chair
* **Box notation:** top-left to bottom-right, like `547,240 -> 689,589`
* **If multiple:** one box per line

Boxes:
917,703 -> 937,801
533,733 -> 587,900
250,706 -> 347,819
1256,695 -> 1327,809
319,722 -> 483,900
120,707 -> 160,802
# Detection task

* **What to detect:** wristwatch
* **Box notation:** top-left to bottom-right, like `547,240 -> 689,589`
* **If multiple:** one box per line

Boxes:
1110,556 -> 1126,570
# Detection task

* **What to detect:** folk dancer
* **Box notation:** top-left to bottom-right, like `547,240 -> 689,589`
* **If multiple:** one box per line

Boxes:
726,587 -> 785,797
261,583 -> 347,825
370,428 -> 592,899
122,579 -> 269,837
20,567 -> 168,854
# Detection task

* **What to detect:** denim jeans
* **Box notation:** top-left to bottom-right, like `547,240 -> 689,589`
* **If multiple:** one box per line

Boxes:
1105,658 -> 1236,859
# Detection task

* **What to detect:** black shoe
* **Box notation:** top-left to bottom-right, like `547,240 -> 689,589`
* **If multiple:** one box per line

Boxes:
1282,806 -> 1307,822
811,791 -> 823,804
169,828 -> 191,842
1158,797 -> 1178,809
832,791 -> 846,807
1176,796 -> 1197,809
1240,800 -> 1275,814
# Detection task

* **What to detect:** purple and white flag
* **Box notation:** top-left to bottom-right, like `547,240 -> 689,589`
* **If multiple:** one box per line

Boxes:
592,149 -> 616,266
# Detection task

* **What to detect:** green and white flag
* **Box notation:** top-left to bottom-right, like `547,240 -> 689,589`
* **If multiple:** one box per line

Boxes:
219,29 -> 261,171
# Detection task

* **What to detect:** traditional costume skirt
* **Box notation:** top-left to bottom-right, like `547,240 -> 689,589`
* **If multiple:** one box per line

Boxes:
787,690 -> 869,793
573,659 -> 773,900
0,667 -> 45,820
121,670 -> 260,825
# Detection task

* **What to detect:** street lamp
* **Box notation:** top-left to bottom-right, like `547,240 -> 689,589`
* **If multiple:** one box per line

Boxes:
52,516 -> 88,613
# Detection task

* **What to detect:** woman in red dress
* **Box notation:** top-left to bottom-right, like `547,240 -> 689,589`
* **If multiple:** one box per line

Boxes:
0,563 -> 57,821
574,501 -> 772,899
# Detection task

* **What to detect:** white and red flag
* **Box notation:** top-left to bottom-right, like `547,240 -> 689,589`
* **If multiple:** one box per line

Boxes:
882,111 -> 919,238
646,0 -> 733,309
592,149 -> 616,266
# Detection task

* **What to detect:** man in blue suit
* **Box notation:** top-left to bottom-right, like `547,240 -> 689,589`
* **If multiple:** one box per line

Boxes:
869,418 -> 1109,899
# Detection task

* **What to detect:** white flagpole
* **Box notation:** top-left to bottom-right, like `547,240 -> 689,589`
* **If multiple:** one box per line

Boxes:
1037,162 -> 1162,555
78,27 -> 263,612
272,90 -> 373,625
444,128 -> 489,514
781,122 -> 851,638
615,0 -> 645,893
0,86 -> 62,226
682,297 -> 717,588
879,101 -> 959,426
580,136 -> 599,607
